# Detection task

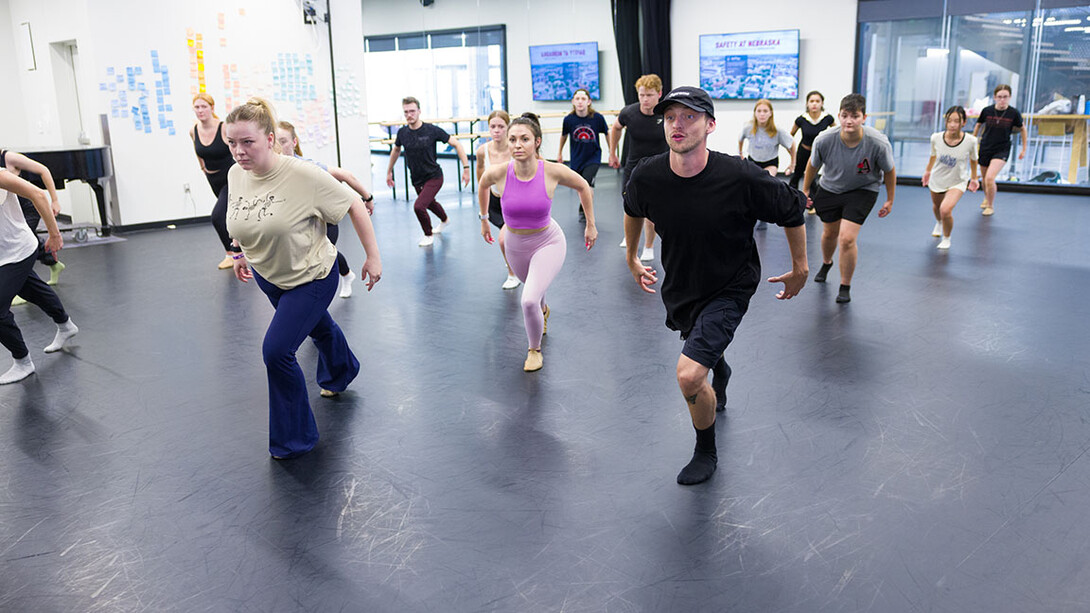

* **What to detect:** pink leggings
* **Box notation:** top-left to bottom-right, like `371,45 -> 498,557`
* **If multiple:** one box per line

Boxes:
501,220 -> 566,349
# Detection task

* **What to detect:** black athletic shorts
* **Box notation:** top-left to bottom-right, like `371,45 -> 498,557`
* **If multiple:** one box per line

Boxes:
812,183 -> 879,225
487,191 -> 504,229
680,295 -> 750,368
978,143 -> 1011,168
747,156 -> 779,169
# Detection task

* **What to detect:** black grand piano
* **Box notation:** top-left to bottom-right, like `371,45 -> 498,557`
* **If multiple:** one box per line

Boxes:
15,146 -> 114,237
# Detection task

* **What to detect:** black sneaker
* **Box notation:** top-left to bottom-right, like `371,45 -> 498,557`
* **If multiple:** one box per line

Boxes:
836,285 -> 851,303
814,262 -> 833,283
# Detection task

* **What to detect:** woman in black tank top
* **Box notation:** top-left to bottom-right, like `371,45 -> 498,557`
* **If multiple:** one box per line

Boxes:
189,93 -> 237,269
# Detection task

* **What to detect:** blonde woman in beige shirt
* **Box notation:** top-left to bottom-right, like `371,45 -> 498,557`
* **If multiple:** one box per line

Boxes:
225,98 -> 381,460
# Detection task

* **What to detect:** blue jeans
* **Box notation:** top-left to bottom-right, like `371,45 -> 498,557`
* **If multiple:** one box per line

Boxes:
253,267 -> 359,458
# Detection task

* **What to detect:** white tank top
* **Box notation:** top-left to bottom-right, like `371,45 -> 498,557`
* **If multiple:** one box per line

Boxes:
0,170 -> 39,267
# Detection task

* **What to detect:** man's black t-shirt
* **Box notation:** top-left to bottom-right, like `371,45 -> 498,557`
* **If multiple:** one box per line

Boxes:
976,105 -> 1023,151
623,151 -> 806,334
395,123 -> 451,186
617,103 -> 669,172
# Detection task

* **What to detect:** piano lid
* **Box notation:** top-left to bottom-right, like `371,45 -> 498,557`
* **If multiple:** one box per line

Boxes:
4,145 -> 113,188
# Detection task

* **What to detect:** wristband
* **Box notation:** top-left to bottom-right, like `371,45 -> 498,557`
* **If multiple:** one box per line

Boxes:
364,194 -> 374,203
232,253 -> 246,260
478,213 -> 489,220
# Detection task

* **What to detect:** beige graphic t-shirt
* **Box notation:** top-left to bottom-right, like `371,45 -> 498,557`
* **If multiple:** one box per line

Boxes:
227,156 -> 355,289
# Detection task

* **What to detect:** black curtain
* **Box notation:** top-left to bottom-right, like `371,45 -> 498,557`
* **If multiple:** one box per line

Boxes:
612,0 -> 642,106
612,0 -> 671,166
639,0 -> 671,93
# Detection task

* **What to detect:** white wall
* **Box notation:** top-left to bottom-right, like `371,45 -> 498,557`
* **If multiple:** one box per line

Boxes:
0,0 -> 28,145
672,0 -> 859,160
359,0 -> 626,158
1,0 -> 363,228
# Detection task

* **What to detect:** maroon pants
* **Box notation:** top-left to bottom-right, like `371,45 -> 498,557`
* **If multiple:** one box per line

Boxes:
413,176 -> 448,236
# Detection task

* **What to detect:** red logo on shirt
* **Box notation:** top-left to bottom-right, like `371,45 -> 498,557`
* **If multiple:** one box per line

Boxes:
856,158 -> 871,174
573,126 -> 596,142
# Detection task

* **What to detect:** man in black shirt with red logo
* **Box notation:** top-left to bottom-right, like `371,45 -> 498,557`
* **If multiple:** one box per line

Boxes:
623,86 -> 809,485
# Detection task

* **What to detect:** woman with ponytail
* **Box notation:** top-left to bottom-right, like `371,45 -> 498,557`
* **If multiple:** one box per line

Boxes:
477,113 -> 597,372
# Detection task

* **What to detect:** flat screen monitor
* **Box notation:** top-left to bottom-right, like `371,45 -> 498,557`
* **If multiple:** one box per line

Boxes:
699,30 -> 800,100
529,42 -> 600,101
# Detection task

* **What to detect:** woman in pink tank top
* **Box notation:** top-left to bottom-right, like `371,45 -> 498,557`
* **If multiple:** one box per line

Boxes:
477,113 -> 598,372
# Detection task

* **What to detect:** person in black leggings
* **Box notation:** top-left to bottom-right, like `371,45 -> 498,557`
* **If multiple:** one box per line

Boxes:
789,91 -> 835,208
0,168 -> 78,384
557,88 -> 608,223
189,93 -> 238,269
0,149 -> 66,291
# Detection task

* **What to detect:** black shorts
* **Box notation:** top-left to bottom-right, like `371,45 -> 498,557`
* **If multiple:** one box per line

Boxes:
812,184 -> 879,225
748,156 -> 779,169
978,144 -> 1010,168
680,295 -> 750,368
487,191 -> 504,229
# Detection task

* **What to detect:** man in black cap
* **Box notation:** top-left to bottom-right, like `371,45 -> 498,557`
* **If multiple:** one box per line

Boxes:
623,86 -> 809,485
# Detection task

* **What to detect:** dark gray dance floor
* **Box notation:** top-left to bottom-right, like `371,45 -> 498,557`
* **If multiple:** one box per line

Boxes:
2,166 -> 1089,612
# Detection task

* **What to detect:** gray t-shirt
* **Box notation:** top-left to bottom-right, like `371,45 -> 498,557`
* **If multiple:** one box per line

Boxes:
738,122 -> 794,162
809,126 -> 893,194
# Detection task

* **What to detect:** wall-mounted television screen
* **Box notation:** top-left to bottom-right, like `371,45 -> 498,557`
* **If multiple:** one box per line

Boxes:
529,42 -> 600,101
699,30 -> 799,100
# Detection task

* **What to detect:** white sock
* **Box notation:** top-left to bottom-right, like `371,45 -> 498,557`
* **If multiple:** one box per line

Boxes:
0,356 -> 34,384
45,319 -> 78,353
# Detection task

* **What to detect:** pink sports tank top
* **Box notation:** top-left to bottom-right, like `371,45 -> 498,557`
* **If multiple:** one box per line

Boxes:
500,160 -> 552,229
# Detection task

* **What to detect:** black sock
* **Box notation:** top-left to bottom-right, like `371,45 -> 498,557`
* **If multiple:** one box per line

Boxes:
837,284 -> 851,303
711,357 -> 731,413
814,262 -> 833,283
677,423 -> 718,485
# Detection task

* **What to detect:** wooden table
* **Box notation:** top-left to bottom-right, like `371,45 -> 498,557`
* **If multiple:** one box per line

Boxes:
1026,114 -> 1089,184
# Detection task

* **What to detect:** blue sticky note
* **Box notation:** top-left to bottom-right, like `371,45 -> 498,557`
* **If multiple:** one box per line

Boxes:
107,66 -> 115,76
126,67 -> 133,77
144,124 -> 151,134
111,109 -> 119,118
109,82 -> 116,92
166,104 -> 172,112
138,82 -> 146,91
135,67 -> 142,75
168,127 -> 176,136
99,83 -> 107,91
158,104 -> 165,112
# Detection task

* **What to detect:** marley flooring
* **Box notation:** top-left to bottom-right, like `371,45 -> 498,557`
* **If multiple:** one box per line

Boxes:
2,167 -> 1089,612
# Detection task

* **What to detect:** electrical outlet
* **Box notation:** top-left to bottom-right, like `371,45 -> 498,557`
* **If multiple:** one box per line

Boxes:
183,183 -> 191,193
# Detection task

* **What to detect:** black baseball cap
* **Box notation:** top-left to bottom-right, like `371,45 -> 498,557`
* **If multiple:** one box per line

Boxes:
653,86 -> 715,119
